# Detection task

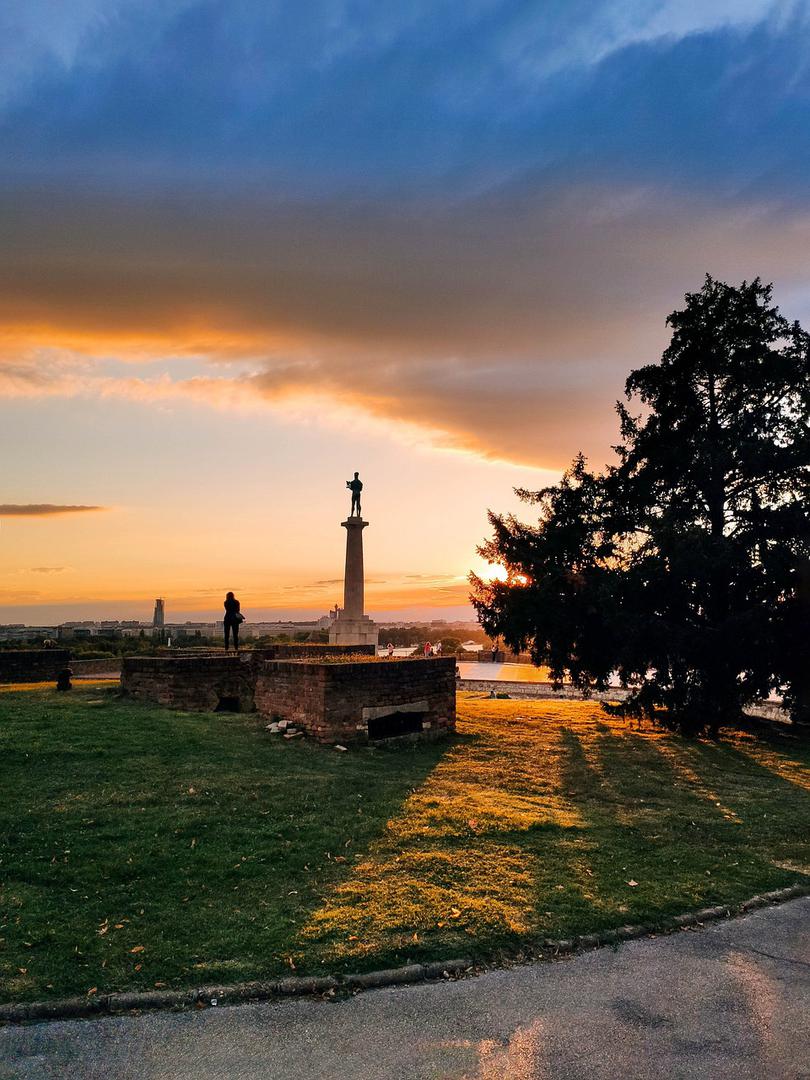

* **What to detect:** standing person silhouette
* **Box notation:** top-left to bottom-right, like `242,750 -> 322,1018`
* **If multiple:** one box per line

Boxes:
223,591 -> 242,652
346,472 -> 363,517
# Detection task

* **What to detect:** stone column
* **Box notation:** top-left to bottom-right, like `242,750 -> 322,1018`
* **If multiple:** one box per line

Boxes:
329,516 -> 379,647
342,517 -> 367,619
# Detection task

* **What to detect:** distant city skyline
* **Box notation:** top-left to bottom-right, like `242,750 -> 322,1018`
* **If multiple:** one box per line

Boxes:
0,601 -> 478,626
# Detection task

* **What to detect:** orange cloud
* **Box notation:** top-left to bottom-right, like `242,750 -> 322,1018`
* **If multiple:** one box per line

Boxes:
2,186 -> 810,468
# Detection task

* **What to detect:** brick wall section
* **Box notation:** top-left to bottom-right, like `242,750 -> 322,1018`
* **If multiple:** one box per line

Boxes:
121,656 -> 255,712
255,657 -> 456,744
0,650 -> 71,684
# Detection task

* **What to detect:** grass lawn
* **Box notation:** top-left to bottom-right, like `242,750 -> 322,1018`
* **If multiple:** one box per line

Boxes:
1,683 -> 809,1003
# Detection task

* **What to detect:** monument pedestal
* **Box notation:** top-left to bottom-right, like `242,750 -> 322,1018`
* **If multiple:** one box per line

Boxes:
329,614 -> 379,647
329,515 -> 379,649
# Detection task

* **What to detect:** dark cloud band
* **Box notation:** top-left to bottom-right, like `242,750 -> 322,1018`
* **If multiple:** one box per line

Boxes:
0,505 -> 105,516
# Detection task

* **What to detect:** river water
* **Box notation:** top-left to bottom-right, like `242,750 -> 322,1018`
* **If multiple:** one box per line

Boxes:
376,648 -> 552,683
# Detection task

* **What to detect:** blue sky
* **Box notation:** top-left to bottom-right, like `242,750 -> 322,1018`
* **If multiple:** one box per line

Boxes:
1,1 -> 809,619
2,1 -> 805,196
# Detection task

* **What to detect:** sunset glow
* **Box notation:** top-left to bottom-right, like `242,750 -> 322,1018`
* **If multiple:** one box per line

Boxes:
3,2 -> 809,623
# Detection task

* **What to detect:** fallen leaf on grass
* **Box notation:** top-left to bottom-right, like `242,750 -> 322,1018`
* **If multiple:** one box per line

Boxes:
134,964 -> 142,972
450,908 -> 462,919
130,945 -> 145,954
87,987 -> 97,996
627,880 -> 639,887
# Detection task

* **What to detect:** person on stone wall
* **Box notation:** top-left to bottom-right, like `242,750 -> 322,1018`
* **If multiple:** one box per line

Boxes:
224,591 -> 244,652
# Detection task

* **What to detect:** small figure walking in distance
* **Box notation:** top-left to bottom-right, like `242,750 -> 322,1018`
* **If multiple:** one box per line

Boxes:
224,591 -> 243,652
387,642 -> 395,659
347,472 -> 363,517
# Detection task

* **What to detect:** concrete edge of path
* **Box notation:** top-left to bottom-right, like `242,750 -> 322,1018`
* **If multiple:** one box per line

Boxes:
2,883 -> 808,1026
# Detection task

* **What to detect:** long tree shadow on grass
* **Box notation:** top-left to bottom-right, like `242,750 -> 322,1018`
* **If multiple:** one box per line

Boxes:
0,685 -> 452,1002
552,721 -> 810,940
298,705 -> 589,971
297,698 -> 810,976
544,724 -> 736,940
653,731 -> 810,880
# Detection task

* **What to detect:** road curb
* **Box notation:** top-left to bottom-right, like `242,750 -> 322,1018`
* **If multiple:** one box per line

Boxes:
1,885 -> 807,1025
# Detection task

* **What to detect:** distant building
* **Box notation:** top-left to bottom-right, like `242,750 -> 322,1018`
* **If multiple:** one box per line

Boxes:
165,622 -> 218,640
238,621 -> 322,639
0,624 -> 57,643
153,599 -> 165,629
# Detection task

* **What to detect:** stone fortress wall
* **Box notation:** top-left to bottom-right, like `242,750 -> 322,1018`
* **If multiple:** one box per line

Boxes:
255,656 -> 456,744
0,649 -> 71,683
120,655 -> 257,713
119,647 -> 456,746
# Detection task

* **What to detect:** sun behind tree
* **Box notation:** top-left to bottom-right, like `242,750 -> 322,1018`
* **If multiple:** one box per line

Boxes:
471,276 -> 810,736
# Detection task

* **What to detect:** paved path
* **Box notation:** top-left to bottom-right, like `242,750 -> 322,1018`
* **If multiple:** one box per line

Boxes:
2,899 -> 809,1080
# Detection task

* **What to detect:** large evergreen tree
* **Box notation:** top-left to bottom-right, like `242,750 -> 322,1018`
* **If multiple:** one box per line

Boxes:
471,277 -> 810,735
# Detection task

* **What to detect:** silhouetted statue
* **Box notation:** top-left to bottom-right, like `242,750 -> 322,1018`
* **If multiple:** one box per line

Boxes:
346,472 -> 363,517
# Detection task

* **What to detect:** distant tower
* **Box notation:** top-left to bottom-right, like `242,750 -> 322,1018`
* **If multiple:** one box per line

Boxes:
153,598 -> 165,630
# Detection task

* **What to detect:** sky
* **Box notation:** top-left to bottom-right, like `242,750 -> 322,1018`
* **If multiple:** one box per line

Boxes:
2,0 -> 810,622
